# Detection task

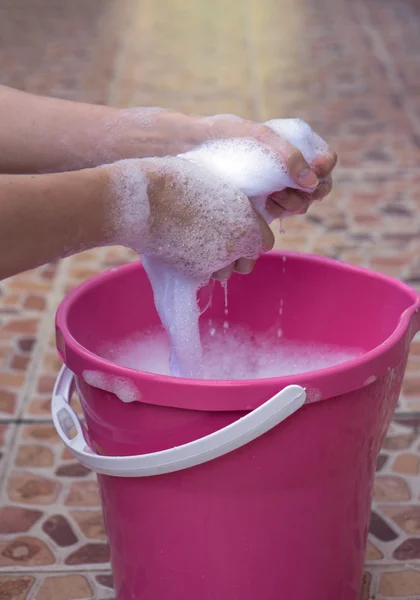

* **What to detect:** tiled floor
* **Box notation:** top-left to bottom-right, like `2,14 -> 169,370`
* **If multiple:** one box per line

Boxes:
0,0 -> 420,598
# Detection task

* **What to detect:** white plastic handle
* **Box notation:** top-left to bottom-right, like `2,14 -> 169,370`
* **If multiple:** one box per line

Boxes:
52,366 -> 305,478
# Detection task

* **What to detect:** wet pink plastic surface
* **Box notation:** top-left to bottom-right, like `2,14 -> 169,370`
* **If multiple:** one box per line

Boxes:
56,251 -> 420,600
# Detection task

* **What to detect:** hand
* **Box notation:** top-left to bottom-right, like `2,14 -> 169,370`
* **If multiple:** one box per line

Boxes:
107,111 -> 336,280
113,109 -> 337,218
196,114 -> 337,218
108,157 -> 274,283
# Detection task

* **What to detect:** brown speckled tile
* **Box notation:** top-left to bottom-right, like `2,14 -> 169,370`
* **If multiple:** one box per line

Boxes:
0,422 -> 110,572
0,0 -> 420,597
0,571 -> 115,599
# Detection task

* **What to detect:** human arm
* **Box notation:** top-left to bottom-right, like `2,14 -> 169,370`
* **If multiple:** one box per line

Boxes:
0,86 -> 336,214
0,159 -> 273,281
0,168 -> 110,279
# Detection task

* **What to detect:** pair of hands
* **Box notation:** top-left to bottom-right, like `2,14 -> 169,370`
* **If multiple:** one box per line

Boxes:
0,87 -> 336,283
109,111 -> 337,281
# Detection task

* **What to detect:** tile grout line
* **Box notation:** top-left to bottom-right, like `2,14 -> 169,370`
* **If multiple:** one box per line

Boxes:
0,258 -> 74,489
0,261 -> 66,486
0,565 -> 111,574
17,258 -> 70,421
0,418 -> 56,424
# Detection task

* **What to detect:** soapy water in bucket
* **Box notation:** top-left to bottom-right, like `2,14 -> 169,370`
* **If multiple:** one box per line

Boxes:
139,119 -> 332,379
99,324 -> 362,381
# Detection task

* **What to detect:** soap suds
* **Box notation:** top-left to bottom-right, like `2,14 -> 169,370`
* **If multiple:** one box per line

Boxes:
305,388 -> 323,404
141,256 -> 203,377
108,159 -> 150,248
265,118 -> 329,164
83,370 -> 141,403
110,119 -> 331,378
136,155 -> 264,376
120,106 -> 171,130
98,324 -> 362,381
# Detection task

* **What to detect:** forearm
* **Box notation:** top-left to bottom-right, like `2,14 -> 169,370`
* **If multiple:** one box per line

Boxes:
0,86 -> 120,174
0,167 -> 110,279
0,86 -> 202,174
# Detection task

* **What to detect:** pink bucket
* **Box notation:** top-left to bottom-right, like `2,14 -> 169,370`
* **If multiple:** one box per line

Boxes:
52,251 -> 420,600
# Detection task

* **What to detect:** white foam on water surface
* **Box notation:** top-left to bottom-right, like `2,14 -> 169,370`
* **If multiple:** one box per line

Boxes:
99,324 -> 362,381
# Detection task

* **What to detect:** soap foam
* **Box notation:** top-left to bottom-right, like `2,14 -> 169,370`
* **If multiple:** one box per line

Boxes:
83,370 -> 140,403
141,256 -> 203,377
140,155 -> 263,281
265,118 -> 329,164
108,159 -> 150,248
99,324 -> 362,381
121,106 -> 170,130
112,119 -> 332,378
182,138 -> 294,201
133,154 -> 265,377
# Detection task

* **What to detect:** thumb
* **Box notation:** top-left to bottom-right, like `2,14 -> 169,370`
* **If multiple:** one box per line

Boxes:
256,211 -> 274,251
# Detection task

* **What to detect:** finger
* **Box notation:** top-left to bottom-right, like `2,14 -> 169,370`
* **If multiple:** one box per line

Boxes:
266,197 -> 286,219
310,178 -> 333,201
234,258 -> 255,274
311,151 -> 337,178
255,125 -> 319,189
257,213 -> 275,251
212,263 -> 234,282
295,196 -> 312,215
273,190 -> 312,214
206,117 -> 319,190
268,190 -> 303,214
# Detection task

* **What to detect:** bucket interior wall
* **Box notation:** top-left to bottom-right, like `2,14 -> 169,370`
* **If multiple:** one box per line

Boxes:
64,253 -> 415,357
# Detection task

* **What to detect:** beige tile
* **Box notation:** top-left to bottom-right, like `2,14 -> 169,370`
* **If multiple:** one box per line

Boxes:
0,0 -> 420,592
35,574 -> 93,600
379,569 -> 420,596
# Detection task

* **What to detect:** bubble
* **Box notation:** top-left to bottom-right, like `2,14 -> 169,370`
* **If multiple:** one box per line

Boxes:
108,159 -> 150,247
182,137 -> 295,200
98,325 -> 363,383
120,106 -> 170,130
83,370 -> 140,403
305,388 -> 323,404
109,119 -> 332,378
265,118 -> 329,164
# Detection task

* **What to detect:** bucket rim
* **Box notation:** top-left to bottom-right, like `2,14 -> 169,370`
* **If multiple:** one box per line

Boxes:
55,251 -> 420,406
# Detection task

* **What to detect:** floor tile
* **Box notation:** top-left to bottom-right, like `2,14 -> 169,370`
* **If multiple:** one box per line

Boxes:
0,0 -> 420,596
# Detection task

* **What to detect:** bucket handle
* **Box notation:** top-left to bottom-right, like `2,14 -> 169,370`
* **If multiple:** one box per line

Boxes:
52,366 -> 305,478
